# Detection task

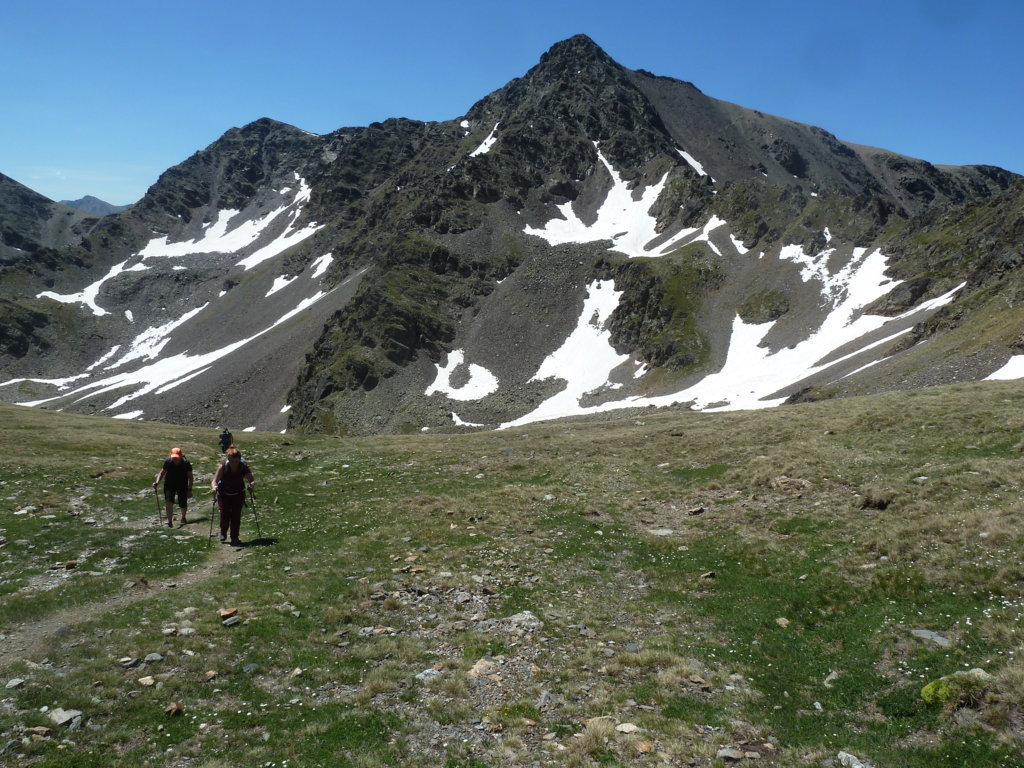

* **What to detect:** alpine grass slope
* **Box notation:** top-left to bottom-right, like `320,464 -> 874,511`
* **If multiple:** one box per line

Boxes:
1,35 -> 1022,435
3,381 -> 1024,766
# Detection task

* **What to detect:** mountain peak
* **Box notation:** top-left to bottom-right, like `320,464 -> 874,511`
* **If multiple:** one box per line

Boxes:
537,34 -> 619,72
59,195 -> 130,215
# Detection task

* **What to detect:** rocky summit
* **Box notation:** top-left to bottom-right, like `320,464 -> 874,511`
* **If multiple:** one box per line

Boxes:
1,34 -> 1022,435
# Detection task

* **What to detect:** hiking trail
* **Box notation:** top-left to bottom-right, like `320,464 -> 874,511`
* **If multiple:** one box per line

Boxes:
0,515 -> 245,672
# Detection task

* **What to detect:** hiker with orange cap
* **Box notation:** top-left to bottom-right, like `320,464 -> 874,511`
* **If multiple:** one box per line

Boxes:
153,447 -> 194,528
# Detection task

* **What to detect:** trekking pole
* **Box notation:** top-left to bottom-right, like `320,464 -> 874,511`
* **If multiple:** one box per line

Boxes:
209,491 -> 217,540
248,485 -> 262,538
153,486 -> 162,525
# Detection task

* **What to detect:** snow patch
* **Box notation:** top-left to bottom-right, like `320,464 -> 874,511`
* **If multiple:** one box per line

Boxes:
266,275 -> 297,297
986,356 -> 1024,381
0,373 -> 91,394
38,177 -> 322,316
499,247 -> 956,427
86,345 -> 121,371
37,258 -> 149,317
13,287 -> 333,412
524,146 -> 729,259
425,350 -> 499,401
309,253 -> 333,279
137,177 -> 323,271
111,410 -> 144,420
502,280 -> 628,428
469,122 -> 500,157
106,305 -> 208,371
677,148 -> 714,181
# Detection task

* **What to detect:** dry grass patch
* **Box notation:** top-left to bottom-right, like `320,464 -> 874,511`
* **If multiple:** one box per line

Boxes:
567,716 -> 618,758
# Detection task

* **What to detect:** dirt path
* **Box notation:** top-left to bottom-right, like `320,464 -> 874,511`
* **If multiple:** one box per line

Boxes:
0,518 -> 245,672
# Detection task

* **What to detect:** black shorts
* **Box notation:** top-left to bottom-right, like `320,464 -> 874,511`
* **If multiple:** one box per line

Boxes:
163,486 -> 189,508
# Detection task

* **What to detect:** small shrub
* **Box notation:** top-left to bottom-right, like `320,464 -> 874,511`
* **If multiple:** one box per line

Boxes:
857,486 -> 895,510
921,669 -> 991,713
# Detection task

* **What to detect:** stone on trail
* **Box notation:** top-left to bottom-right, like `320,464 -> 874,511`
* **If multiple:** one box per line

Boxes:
616,722 -> 640,733
770,476 -> 811,493
503,610 -> 543,631
468,659 -> 500,678
144,653 -> 164,663
48,708 -> 83,728
909,628 -> 952,648
5,678 -> 24,690
164,701 -> 184,716
716,747 -> 745,761
838,751 -> 877,768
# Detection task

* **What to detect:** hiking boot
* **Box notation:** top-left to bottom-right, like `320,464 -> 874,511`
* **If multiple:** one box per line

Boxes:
167,521 -> 173,528
230,539 -> 242,547
220,535 -> 227,542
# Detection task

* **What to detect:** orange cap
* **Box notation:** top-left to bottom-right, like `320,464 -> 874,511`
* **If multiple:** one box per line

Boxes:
169,447 -> 183,458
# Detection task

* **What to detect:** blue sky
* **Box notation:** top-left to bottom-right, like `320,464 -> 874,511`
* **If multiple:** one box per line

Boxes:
1,0 -> 1021,205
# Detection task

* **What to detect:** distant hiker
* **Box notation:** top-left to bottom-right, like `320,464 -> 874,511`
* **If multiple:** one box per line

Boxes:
212,445 -> 255,545
218,427 -> 233,453
153,447 -> 193,528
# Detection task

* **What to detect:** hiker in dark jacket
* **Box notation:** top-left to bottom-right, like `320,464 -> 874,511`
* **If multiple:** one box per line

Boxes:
153,447 -> 193,528
211,445 -> 255,545
218,427 -> 233,453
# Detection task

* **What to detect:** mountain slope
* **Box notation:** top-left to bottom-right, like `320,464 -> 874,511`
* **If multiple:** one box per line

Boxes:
0,172 -> 94,261
0,35 -> 1021,434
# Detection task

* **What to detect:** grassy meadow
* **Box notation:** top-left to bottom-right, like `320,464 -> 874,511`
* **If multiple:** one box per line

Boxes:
2,382 -> 1024,767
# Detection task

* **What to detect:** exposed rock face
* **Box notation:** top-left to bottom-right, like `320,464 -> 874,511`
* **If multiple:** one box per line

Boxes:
1,34 -> 1022,434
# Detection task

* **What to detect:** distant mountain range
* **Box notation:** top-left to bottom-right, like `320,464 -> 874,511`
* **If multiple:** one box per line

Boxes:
1,34 -> 1022,435
58,195 -> 132,216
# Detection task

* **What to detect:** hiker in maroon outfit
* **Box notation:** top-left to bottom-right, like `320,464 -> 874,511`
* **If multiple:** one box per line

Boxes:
211,445 -> 255,545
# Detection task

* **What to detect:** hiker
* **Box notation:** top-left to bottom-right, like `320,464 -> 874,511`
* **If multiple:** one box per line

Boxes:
218,426 -> 233,453
211,444 -> 255,545
153,447 -> 193,528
